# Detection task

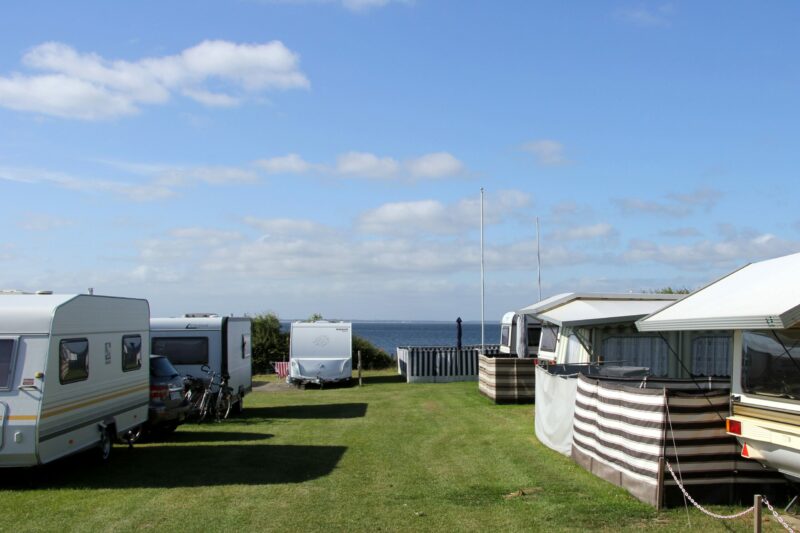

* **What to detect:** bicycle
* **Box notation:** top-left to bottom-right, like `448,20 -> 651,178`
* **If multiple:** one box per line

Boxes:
213,374 -> 234,421
183,365 -> 235,422
183,373 -> 208,420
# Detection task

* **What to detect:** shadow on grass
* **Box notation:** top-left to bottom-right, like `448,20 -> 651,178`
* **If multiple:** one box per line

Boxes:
243,403 -> 368,419
150,430 -> 274,444
360,374 -> 405,385
1,443 -> 346,490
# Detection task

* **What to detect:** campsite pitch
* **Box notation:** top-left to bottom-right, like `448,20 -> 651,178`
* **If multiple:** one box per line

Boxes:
0,370 -> 778,531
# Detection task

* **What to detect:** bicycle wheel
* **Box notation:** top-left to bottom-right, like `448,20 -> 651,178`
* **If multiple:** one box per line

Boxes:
198,391 -> 212,422
215,392 -> 232,421
186,388 -> 204,420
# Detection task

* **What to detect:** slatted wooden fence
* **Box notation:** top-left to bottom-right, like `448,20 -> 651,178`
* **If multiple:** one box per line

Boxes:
396,345 -> 500,383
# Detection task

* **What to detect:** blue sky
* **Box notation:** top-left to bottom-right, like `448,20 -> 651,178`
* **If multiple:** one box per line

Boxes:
1,1 -> 799,320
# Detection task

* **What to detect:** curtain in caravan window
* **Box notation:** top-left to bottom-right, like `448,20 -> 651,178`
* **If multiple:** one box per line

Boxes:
691,336 -> 731,377
564,333 -> 583,364
0,339 -> 15,389
122,335 -> 142,371
601,336 -> 669,376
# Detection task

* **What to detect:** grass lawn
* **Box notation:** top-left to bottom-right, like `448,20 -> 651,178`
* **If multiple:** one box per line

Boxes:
0,370 -> 777,532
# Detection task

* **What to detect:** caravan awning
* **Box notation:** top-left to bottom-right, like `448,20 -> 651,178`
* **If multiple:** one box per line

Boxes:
518,293 -> 680,327
637,252 -> 800,331
536,298 -> 679,327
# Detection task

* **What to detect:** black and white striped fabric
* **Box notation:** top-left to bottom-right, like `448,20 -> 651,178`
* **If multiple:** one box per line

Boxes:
571,374 -> 786,508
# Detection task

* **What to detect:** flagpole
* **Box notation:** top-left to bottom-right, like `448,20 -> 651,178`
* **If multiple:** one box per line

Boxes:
536,216 -> 542,301
480,187 -> 485,353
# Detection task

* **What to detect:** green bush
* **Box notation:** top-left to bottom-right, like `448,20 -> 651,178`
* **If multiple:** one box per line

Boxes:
352,335 -> 393,370
251,312 -> 289,374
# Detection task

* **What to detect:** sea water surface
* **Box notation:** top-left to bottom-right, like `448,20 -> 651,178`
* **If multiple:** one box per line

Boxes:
283,321 -> 501,356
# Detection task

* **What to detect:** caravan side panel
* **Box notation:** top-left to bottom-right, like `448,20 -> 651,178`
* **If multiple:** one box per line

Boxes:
0,336 -> 48,466
37,296 -> 149,465
223,318 -> 252,397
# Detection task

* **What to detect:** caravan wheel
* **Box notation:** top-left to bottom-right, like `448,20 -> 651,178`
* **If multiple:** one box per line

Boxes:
98,427 -> 113,462
234,394 -> 244,415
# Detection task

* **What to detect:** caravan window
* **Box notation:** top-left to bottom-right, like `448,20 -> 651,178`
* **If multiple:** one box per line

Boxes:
60,339 -> 89,384
500,325 -> 511,346
242,334 -> 251,359
122,335 -> 142,371
0,338 -> 17,390
152,337 -> 209,365
527,326 -> 541,348
539,325 -> 559,353
742,330 -> 800,401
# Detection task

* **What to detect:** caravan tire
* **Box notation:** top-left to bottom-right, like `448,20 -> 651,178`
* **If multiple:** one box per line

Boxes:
98,427 -> 113,462
234,395 -> 244,415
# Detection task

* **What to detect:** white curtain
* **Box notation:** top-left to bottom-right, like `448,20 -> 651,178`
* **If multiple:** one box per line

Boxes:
516,314 -> 529,358
601,335 -> 669,376
692,335 -> 732,376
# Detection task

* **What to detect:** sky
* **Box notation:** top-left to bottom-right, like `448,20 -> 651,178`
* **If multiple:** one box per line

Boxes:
1,1 -> 799,321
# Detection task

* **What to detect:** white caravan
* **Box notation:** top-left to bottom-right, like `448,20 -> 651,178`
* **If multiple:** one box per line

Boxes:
289,321 -> 352,384
150,315 -> 252,409
0,293 -> 150,467
498,312 -> 542,357
638,252 -> 800,482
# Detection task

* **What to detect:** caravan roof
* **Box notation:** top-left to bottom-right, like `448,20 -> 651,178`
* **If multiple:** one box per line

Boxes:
0,294 -> 117,334
638,252 -> 800,331
518,293 -> 680,327
151,316 -> 229,330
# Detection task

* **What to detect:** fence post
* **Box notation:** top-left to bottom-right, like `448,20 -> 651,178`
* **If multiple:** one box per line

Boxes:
754,494 -> 762,533
358,350 -> 362,387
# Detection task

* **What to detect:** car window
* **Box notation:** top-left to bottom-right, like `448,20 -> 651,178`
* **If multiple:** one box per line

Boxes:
150,356 -> 180,378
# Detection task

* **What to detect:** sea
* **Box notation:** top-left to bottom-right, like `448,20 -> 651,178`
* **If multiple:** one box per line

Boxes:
282,321 -> 501,356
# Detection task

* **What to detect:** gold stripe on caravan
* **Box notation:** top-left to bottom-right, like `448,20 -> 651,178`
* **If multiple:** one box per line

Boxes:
6,415 -> 37,421
41,383 -> 149,419
733,403 -> 800,427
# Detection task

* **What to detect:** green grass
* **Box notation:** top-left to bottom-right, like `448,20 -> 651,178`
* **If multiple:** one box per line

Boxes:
0,370 -> 776,531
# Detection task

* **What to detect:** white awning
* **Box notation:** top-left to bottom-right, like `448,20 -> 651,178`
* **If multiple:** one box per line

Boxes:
637,252 -> 800,331
535,298 -> 679,327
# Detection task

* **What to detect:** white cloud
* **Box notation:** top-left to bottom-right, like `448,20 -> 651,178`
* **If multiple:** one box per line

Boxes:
659,227 -> 702,238
336,152 -> 400,179
157,166 -> 261,186
357,190 -> 531,236
622,232 -> 800,270
553,223 -> 616,241
0,40 -> 309,120
256,150 -> 465,180
0,74 -> 137,120
341,0 -> 392,11
616,4 -> 674,27
257,0 -> 410,13
521,139 -> 569,166
0,164 -> 259,202
615,188 -> 722,217
243,216 -> 333,236
255,153 -> 318,174
17,213 -> 75,232
406,152 -> 464,179
182,89 -> 241,107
